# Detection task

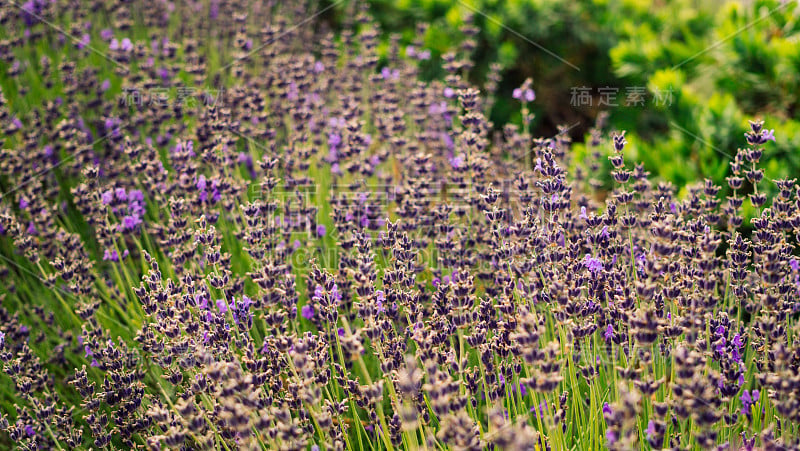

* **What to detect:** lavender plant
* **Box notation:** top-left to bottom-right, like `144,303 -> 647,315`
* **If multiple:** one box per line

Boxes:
0,1 -> 798,450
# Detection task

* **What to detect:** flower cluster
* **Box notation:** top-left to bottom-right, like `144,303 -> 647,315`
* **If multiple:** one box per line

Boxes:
0,1 -> 797,451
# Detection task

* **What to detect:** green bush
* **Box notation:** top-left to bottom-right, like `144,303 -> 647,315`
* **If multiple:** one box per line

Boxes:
368,0 -> 800,200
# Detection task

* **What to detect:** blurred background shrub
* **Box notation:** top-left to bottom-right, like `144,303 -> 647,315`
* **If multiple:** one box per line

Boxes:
365,0 -> 799,198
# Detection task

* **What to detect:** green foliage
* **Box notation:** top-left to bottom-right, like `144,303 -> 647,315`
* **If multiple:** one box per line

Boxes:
369,0 -> 620,131
368,0 -> 799,200
604,0 -> 798,188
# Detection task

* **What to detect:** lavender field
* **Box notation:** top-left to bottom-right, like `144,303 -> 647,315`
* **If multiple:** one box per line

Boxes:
0,1 -> 798,450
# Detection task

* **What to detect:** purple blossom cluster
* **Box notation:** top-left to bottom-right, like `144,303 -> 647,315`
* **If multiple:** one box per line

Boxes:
0,1 -> 798,451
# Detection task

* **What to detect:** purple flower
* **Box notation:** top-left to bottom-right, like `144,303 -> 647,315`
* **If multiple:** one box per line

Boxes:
103,249 -> 119,262
24,425 -> 34,437
441,133 -> 454,150
381,67 -> 399,80
209,0 -> 219,19
101,190 -> 113,205
287,82 -> 299,100
121,37 -> 133,52
216,299 -> 228,314
606,429 -> 617,445
740,389 -> 759,416
530,400 -> 547,417
121,215 -> 141,231
635,251 -> 645,270
128,189 -> 144,203
301,304 -> 314,320
429,101 -> 448,116
9,116 -> 22,130
0,332 -> 5,348
21,1 -> 39,26
316,224 -> 327,237
645,420 -> 655,438
328,133 -> 341,148
584,255 -> 603,273
602,402 -> 612,418
77,33 -> 90,49
741,390 -> 754,415
513,88 -> 535,102
195,294 -> 208,310
731,347 -> 741,363
605,324 -> 614,342
328,117 -> 345,129
369,155 -> 380,166
101,29 -> 113,40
